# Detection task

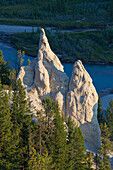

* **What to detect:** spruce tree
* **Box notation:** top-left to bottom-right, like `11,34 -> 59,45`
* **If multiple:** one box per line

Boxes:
97,95 -> 105,124
28,125 -> 39,170
11,79 -> 32,169
42,97 -> 55,136
37,152 -> 54,170
106,99 -> 113,141
34,111 -> 48,156
29,110 -> 54,169
0,90 -> 12,169
98,123 -> 111,170
49,102 -> 68,169
0,50 -> 11,86
42,97 -> 58,151
67,116 -> 87,170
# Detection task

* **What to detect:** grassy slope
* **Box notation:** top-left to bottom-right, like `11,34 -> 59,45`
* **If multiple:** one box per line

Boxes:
9,27 -> 113,64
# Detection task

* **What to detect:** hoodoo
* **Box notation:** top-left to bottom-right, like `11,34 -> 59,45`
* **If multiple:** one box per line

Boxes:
17,28 -> 101,153
66,60 -> 101,152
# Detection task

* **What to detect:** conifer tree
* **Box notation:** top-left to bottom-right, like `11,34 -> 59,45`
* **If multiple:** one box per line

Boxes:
0,90 -> 12,169
98,123 -> 111,170
29,109 -> 54,169
11,79 -> 32,169
42,97 -> 55,136
106,99 -> 113,141
34,111 -> 48,156
49,102 -> 68,169
0,50 -> 11,86
67,116 -> 87,170
97,95 -> 105,124
28,125 -> 39,170
37,152 -> 54,170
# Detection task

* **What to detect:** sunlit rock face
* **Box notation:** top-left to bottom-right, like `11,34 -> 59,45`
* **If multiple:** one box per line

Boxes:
66,60 -> 101,152
17,28 -> 101,153
17,28 -> 69,115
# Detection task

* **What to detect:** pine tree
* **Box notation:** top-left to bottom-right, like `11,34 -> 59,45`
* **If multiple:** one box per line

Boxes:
28,125 -> 39,170
37,152 -> 54,170
0,49 -> 11,86
42,97 -> 58,149
34,111 -> 48,156
0,90 -> 12,169
67,116 -> 87,170
42,97 -> 55,135
98,123 -> 111,170
29,109 -> 54,169
48,101 -> 67,169
11,79 -> 32,169
67,116 -> 76,169
97,95 -> 105,124
106,99 -> 113,141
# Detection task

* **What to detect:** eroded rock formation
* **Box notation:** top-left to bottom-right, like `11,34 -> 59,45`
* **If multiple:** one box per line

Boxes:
66,60 -> 101,152
17,28 -> 101,153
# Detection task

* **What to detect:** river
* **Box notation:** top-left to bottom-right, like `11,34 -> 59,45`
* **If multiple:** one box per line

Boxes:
0,41 -> 113,93
0,24 -> 103,34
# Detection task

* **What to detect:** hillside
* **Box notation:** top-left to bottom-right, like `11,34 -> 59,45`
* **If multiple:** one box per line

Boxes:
0,0 -> 113,28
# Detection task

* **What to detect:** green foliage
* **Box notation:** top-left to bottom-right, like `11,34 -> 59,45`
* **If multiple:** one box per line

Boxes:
51,108 -> 67,169
97,95 -> 105,124
28,126 -> 39,170
87,152 -> 94,170
17,50 -> 25,72
98,123 -> 111,170
0,0 -> 111,25
0,90 -> 12,169
67,116 -> 87,170
106,99 -> 113,141
0,49 -> 11,86
10,79 -> 32,169
3,81 -> 112,169
42,97 -> 67,169
10,27 -> 113,63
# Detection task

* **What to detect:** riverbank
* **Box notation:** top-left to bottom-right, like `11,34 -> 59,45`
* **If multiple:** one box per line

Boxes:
0,24 -> 113,65
0,18 -> 112,30
6,27 -> 113,65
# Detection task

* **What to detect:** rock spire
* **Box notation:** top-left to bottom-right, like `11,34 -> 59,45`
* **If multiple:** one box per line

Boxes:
17,28 -> 101,153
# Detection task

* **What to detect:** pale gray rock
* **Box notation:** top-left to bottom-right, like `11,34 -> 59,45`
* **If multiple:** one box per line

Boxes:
34,60 -> 50,98
17,66 -> 34,88
26,87 -> 43,113
66,60 -> 101,153
17,29 -> 101,153
17,28 -> 69,115
38,28 -> 64,72
33,28 -> 69,114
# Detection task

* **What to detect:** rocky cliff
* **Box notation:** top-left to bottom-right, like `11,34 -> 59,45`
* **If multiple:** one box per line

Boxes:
17,28 -> 101,153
